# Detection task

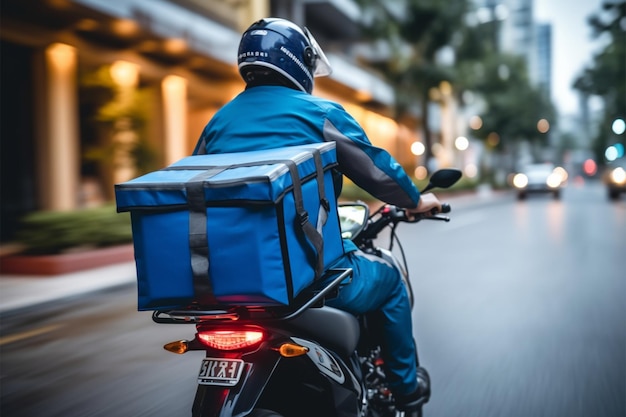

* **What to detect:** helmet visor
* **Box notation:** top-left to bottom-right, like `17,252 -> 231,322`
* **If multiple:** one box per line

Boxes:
304,27 -> 332,77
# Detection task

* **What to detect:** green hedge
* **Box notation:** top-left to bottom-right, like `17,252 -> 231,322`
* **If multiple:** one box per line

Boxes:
16,204 -> 132,255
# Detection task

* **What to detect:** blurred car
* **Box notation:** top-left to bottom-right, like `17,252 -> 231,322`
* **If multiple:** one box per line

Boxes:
603,158 -> 626,201
512,163 -> 566,200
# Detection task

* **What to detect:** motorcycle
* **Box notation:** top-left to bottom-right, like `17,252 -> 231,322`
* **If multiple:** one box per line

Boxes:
152,168 -> 462,417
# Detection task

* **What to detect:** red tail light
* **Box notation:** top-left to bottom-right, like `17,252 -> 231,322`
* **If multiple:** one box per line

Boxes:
197,328 -> 264,351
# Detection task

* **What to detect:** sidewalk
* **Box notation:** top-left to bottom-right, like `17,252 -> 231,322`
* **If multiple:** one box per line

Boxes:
0,262 -> 136,314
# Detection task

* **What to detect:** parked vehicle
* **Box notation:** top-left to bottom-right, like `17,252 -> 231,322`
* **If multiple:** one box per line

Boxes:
151,169 -> 462,417
603,158 -> 626,201
512,163 -> 566,200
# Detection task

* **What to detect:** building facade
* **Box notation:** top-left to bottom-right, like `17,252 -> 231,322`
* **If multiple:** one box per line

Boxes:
0,0 -> 420,241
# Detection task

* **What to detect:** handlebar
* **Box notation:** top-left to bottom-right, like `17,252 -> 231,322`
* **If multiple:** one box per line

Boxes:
428,203 -> 451,216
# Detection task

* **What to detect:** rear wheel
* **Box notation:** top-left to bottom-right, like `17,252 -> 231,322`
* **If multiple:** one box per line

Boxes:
246,409 -> 284,417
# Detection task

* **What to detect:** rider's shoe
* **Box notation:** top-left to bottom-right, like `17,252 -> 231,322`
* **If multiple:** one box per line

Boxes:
395,367 -> 431,415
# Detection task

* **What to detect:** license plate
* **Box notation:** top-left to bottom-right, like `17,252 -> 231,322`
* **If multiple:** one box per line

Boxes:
198,358 -> 245,386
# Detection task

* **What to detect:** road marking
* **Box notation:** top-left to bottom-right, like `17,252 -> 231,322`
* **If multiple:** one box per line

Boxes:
0,324 -> 64,346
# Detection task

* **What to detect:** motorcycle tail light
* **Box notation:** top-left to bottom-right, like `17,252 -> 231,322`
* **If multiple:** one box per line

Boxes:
197,328 -> 264,351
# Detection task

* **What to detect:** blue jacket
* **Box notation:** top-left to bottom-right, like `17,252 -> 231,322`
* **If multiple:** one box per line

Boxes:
194,85 -> 421,209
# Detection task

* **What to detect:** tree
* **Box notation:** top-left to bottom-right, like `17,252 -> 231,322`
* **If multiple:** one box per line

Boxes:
472,54 -> 556,155
355,0 -> 556,173
452,5 -> 557,167
355,0 -> 471,166
573,1 -> 626,164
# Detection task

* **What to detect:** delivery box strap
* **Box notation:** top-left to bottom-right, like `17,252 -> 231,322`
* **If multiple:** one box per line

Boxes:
282,159 -> 325,280
310,148 -> 330,234
246,149 -> 328,279
221,154 -> 328,280
186,168 -> 226,305
183,152 -> 329,301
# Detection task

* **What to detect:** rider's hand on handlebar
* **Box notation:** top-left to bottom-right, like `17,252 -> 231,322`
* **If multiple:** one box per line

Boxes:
406,193 -> 442,219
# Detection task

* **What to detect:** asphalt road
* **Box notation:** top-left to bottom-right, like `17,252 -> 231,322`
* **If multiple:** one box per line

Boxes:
410,181 -> 625,417
1,181 -> 624,417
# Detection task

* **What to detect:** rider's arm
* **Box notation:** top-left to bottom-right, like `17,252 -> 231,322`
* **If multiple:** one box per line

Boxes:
322,105 -> 421,209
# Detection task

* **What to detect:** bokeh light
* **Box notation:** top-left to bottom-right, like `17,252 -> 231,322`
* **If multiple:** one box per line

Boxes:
455,136 -> 469,151
414,166 -> 428,180
612,118 -> 625,135
537,119 -> 550,133
464,164 -> 478,178
486,132 -> 500,147
469,115 -> 483,130
583,159 -> 597,176
553,166 -> 569,183
513,173 -> 528,188
605,146 -> 619,161
410,141 -> 425,156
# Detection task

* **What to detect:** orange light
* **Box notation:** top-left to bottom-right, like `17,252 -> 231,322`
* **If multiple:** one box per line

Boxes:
276,343 -> 309,357
110,60 -> 139,87
198,329 -> 264,350
537,118 -> 550,133
164,340 -> 189,354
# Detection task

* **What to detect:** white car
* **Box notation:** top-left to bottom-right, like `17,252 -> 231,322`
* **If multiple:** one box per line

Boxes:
512,164 -> 566,200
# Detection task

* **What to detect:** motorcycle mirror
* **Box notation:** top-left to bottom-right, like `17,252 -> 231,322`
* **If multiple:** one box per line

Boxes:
421,169 -> 462,193
337,203 -> 369,239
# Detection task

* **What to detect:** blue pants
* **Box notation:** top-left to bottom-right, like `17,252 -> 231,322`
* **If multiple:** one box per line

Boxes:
326,249 -> 418,396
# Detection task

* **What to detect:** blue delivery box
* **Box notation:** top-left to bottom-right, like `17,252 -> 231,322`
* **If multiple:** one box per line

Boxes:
115,143 -> 344,310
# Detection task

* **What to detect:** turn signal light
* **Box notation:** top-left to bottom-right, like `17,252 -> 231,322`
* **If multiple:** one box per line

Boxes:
198,329 -> 264,350
164,340 -> 189,354
276,342 -> 309,358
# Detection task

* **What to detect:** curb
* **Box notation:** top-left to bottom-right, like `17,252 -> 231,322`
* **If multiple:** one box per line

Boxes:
0,262 -> 136,314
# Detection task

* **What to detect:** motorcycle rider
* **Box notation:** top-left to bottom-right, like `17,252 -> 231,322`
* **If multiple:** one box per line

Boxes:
193,17 -> 440,416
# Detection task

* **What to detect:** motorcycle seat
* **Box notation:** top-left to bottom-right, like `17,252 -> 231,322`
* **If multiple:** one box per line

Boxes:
287,306 -> 360,358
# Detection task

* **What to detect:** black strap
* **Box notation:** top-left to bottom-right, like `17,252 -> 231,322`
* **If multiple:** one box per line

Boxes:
235,153 -> 328,279
281,159 -> 326,279
185,168 -> 226,304
310,149 -> 330,235
182,151 -> 330,303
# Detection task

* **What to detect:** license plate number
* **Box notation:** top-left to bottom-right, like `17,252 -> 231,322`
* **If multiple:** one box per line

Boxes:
198,358 -> 244,386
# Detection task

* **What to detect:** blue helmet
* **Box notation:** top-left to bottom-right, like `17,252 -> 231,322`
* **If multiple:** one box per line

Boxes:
238,18 -> 332,94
